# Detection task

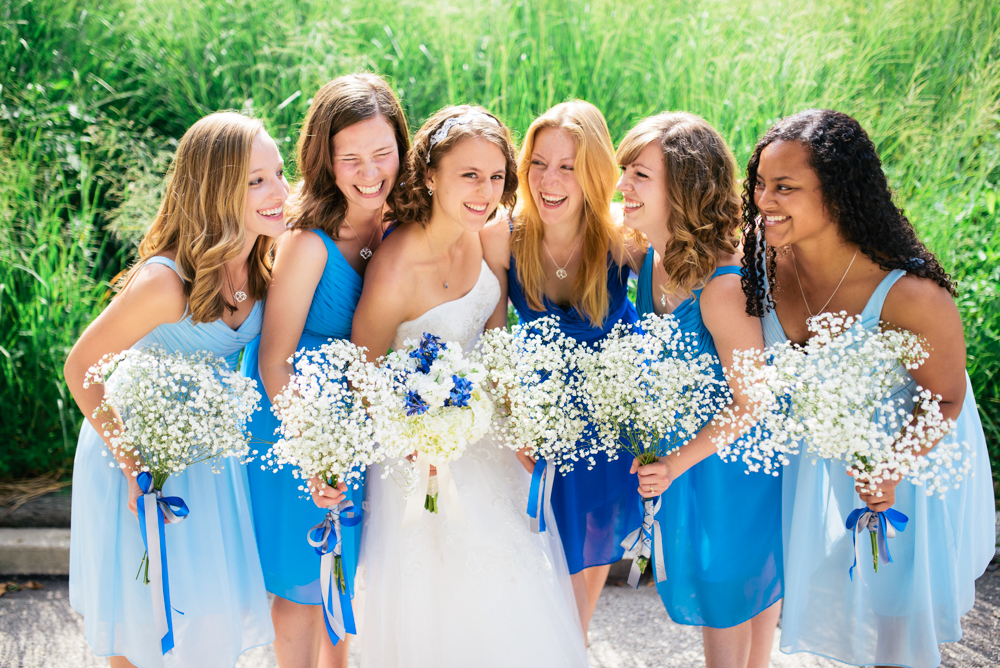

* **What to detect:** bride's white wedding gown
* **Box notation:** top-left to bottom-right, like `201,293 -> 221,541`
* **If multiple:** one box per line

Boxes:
357,259 -> 589,667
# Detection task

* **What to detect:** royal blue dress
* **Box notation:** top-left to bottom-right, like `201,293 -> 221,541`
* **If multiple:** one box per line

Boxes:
508,248 -> 643,573
636,248 -> 783,627
241,229 -> 365,606
763,268 -> 995,668
70,256 -> 273,668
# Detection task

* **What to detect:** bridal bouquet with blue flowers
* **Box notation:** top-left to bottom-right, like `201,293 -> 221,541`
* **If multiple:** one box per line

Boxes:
364,333 -> 494,514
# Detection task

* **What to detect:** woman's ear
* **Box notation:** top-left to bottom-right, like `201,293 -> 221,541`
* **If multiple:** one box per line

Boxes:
424,168 -> 436,195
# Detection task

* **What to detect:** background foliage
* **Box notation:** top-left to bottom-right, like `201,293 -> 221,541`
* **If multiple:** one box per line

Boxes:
2,0 -> 998,494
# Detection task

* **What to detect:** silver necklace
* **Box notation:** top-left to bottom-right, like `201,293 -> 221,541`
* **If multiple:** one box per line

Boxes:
542,237 -> 582,280
791,248 -> 858,317
227,269 -> 249,304
424,226 -> 457,289
342,217 -> 381,260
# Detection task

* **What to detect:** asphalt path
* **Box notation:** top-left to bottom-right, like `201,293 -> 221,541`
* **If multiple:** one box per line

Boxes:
1,563 -> 997,668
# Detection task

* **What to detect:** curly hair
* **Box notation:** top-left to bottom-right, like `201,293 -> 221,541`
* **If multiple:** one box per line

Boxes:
393,105 -> 518,227
741,108 -> 955,317
616,112 -> 740,295
288,73 -> 410,237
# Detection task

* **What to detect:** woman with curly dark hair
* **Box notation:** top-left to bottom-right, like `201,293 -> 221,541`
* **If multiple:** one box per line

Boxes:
742,108 -> 995,668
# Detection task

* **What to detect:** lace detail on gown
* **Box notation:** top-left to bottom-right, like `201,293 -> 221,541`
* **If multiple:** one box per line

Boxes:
358,260 -> 589,668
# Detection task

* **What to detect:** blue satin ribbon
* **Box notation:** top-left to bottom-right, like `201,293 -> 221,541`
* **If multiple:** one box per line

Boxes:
526,458 -> 554,533
307,500 -> 362,645
135,471 -> 189,655
845,506 -> 909,580
620,495 -> 667,588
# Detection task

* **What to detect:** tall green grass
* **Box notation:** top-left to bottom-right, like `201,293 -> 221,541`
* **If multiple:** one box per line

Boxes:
2,0 -> 998,486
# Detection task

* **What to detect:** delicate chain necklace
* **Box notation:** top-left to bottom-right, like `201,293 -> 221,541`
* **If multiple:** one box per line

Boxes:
226,268 -> 249,304
342,216 -> 382,260
424,225 -> 458,289
791,248 -> 858,317
542,236 -> 582,280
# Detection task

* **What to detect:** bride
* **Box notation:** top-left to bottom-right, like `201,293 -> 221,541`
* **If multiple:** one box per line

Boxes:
349,105 -> 589,667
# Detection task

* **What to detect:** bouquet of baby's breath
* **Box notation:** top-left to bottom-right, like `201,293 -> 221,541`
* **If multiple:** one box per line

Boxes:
268,339 -> 379,494
717,311 -> 972,573
85,345 -> 260,596
577,314 -> 729,584
478,316 -> 589,470
363,333 -> 494,514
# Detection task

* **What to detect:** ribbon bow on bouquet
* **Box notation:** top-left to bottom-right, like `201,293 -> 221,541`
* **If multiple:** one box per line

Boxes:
307,500 -> 362,645
135,471 -> 190,654
846,506 -> 909,579
620,496 -> 668,589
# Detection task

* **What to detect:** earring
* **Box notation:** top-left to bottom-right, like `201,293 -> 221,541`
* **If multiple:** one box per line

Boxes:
428,188 -> 434,196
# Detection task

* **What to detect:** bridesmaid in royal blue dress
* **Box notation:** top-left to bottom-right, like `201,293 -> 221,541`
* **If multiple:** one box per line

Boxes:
743,109 -> 995,668
66,112 -> 287,668
616,112 -> 783,668
241,74 -> 409,668
481,100 -> 642,642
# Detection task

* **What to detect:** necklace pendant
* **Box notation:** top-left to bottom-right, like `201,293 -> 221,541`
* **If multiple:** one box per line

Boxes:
234,290 -> 248,304
555,268 -> 568,280
660,294 -> 667,308
360,247 -> 373,260
444,283 -> 449,289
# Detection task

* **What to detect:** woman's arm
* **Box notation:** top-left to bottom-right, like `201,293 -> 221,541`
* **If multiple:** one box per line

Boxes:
480,216 -> 512,331
631,272 -> 763,496
63,262 -> 187,516
350,240 -> 416,363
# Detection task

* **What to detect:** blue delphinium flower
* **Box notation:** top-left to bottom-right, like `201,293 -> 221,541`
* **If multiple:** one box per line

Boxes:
405,390 -> 429,416
409,333 -> 443,373
445,375 -> 473,408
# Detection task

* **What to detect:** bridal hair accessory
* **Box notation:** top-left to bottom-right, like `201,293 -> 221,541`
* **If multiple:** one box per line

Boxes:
426,113 -> 500,163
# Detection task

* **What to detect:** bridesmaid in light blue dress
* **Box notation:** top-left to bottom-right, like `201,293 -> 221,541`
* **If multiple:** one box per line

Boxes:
240,73 -> 409,668
743,109 -> 995,668
617,112 -> 783,668
481,100 -> 642,643
66,112 -> 287,668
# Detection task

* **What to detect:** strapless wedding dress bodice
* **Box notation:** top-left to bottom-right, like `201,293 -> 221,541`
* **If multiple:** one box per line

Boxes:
359,259 -> 589,668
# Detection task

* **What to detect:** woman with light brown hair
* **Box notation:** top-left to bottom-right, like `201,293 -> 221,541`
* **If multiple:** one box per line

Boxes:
616,111 -> 782,668
65,111 -> 287,668
240,72 -> 409,668
480,99 -> 643,643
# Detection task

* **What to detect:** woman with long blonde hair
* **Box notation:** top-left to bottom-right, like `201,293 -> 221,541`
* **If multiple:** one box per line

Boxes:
481,100 -> 642,643
65,111 -> 287,668
616,111 -> 783,668
240,73 -> 410,668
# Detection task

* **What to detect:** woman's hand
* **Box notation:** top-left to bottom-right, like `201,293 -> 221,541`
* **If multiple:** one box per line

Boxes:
310,476 -> 348,509
515,447 -> 537,474
631,457 -> 676,498
126,472 -> 144,520
848,469 -> 899,512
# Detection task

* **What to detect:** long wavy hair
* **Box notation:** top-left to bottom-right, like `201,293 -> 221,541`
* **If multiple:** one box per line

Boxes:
288,73 -> 410,236
741,108 -> 955,317
616,112 -> 740,295
511,100 -> 622,327
393,105 -> 518,227
119,112 -> 273,323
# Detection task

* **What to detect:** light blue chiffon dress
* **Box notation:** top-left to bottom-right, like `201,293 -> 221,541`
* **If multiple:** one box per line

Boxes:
636,248 -> 784,627
507,247 -> 643,573
69,256 -> 273,668
763,268 -> 996,668
241,228 -> 365,606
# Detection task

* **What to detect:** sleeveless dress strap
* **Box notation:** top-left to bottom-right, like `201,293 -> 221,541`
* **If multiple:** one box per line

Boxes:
142,256 -> 188,321
693,264 -> 744,298
860,268 -> 907,324
507,210 -> 515,232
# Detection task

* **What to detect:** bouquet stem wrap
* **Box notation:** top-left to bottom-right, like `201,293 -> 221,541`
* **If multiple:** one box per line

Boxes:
620,496 -> 667,589
526,458 -> 555,533
135,471 -> 189,655
846,507 -> 909,580
307,501 -> 362,645
402,459 -> 463,526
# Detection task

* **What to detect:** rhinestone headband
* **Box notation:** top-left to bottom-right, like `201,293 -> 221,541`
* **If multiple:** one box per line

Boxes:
426,113 -> 500,164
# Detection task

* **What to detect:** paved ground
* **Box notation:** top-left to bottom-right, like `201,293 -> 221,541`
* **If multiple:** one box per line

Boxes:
1,563 -> 997,668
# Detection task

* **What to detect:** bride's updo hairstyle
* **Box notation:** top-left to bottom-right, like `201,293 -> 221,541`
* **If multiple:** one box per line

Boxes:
393,105 -> 518,227
512,100 -> 622,328
741,108 -> 955,317
288,73 -> 410,237
119,111 -> 273,323
616,111 -> 740,296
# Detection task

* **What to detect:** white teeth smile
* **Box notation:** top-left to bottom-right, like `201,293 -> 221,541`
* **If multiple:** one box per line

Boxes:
356,182 -> 383,195
624,198 -> 643,210
259,206 -> 283,217
765,215 -> 789,222
465,203 -> 488,213
541,194 -> 567,205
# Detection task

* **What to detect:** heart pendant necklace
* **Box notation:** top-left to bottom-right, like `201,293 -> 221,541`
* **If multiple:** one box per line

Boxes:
343,216 -> 381,260
542,237 -> 582,280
